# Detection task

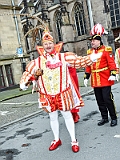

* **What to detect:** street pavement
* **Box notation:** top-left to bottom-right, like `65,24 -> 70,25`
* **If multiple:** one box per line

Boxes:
0,73 -> 120,160
0,71 -> 92,127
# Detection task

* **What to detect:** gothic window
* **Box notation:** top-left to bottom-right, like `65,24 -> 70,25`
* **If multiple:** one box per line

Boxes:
74,3 -> 86,36
36,16 -> 43,45
109,0 -> 120,27
36,28 -> 43,45
23,24 -> 29,51
34,0 -> 42,12
55,11 -> 62,42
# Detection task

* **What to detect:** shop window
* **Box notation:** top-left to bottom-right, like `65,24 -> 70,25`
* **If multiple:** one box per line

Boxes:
5,64 -> 14,86
0,66 -> 5,89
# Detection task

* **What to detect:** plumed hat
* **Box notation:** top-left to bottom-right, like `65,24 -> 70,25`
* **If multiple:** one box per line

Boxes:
37,27 -> 63,55
42,27 -> 54,43
89,23 -> 108,41
89,34 -> 102,41
90,23 -> 108,36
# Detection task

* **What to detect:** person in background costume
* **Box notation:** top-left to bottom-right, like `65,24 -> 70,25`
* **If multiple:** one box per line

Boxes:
114,34 -> 120,81
20,27 -> 102,152
84,23 -> 117,127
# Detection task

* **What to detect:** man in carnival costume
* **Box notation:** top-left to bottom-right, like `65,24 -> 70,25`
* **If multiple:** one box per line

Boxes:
20,27 -> 102,152
31,61 -> 82,123
114,33 -> 120,81
84,23 -> 118,127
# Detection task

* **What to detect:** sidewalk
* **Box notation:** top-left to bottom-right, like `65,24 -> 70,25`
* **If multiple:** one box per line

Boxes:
0,85 -> 32,102
0,85 -> 93,102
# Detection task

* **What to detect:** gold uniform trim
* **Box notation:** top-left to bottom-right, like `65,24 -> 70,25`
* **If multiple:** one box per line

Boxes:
87,49 -> 92,54
111,70 -> 117,75
91,67 -> 108,73
105,46 -> 112,52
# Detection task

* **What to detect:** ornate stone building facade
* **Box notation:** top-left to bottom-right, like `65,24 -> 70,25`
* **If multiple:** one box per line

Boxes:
19,0 -> 91,59
19,0 -> 120,57
0,0 -> 27,90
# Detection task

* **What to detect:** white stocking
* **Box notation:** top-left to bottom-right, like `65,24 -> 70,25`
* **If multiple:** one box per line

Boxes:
61,110 -> 76,142
49,111 -> 59,141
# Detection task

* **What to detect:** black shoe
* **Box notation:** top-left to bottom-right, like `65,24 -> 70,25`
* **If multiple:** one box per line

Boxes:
98,119 -> 109,126
110,119 -> 117,127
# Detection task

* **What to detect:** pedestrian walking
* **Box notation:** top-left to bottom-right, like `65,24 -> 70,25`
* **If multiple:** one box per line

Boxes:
20,27 -> 102,152
84,23 -> 118,127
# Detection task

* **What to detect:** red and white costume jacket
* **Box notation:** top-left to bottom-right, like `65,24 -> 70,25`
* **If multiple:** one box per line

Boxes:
115,48 -> 120,74
84,45 -> 117,87
20,43 -> 92,113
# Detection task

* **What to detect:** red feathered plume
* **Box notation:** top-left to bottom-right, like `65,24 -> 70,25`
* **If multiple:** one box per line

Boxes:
90,23 -> 108,36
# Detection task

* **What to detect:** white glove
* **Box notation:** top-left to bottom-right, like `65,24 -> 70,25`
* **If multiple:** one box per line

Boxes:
90,52 -> 103,62
116,74 -> 119,82
84,79 -> 88,87
20,83 -> 28,91
108,75 -> 116,81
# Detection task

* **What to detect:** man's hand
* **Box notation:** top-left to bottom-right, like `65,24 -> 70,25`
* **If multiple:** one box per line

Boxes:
35,68 -> 43,76
20,83 -> 28,91
108,75 -> 116,81
84,79 -> 88,87
90,51 -> 103,62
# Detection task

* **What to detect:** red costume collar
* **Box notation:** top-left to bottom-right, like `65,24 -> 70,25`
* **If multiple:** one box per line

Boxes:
36,42 -> 63,56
